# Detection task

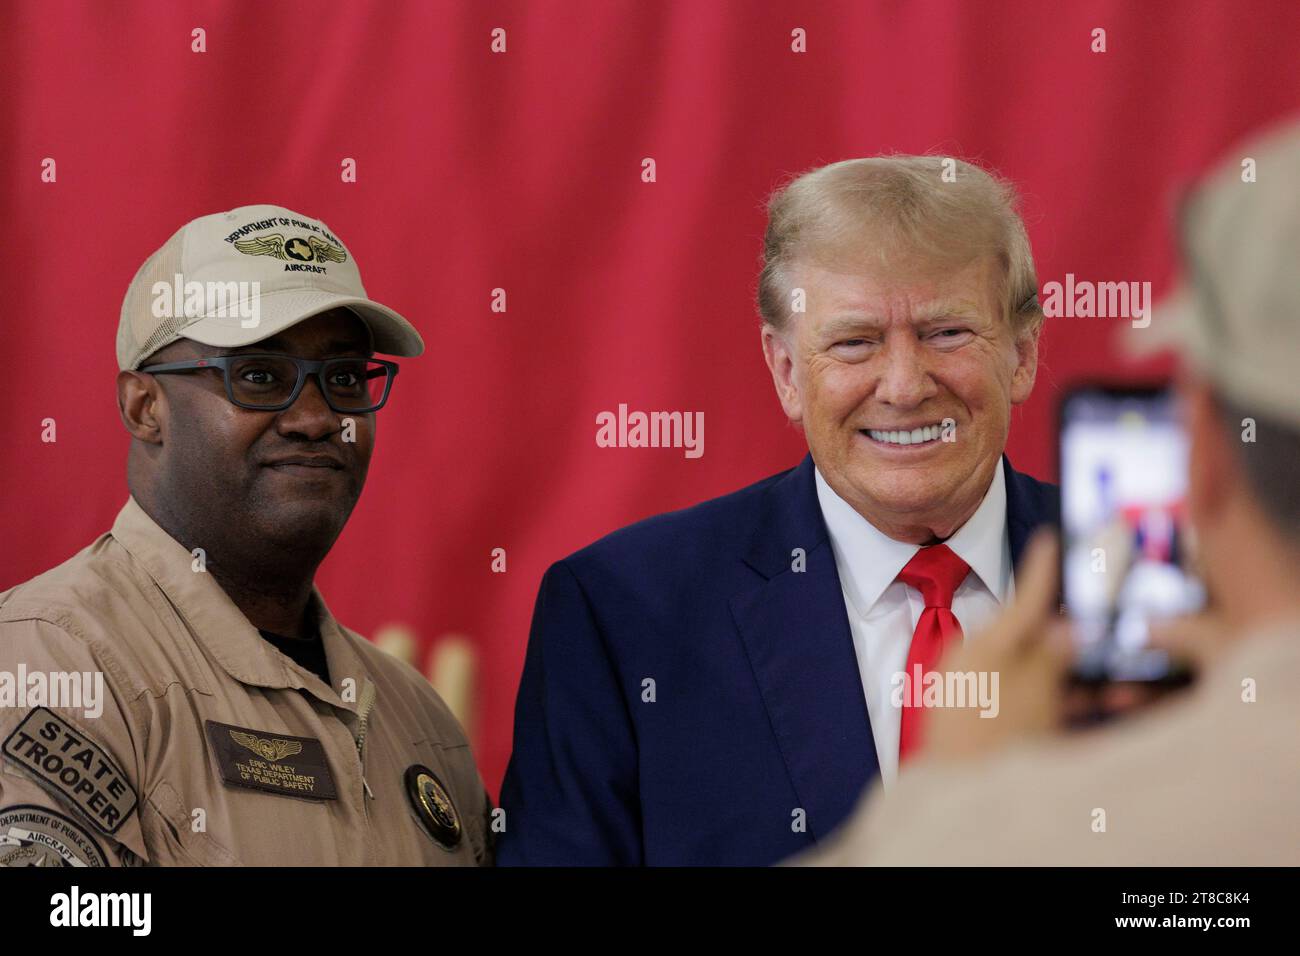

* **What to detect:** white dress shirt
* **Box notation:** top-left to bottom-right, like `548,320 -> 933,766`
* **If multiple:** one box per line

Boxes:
814,458 -> 1015,787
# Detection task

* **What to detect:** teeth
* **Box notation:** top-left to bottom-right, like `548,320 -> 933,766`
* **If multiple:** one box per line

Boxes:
868,424 -> 941,446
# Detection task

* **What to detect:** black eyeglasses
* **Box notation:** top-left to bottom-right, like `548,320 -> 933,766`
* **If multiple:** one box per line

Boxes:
140,354 -> 400,413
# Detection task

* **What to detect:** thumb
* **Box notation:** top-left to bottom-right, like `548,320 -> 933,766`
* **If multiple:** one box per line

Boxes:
1005,529 -> 1061,654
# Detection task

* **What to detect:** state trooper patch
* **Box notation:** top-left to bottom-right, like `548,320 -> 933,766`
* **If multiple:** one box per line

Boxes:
0,805 -> 108,867
404,765 -> 461,850
2,708 -> 137,834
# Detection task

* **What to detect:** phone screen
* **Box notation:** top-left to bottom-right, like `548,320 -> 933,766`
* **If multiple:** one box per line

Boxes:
1060,386 -> 1207,681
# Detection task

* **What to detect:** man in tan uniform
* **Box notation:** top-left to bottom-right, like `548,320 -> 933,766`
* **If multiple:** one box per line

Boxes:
799,122 -> 1300,866
0,204 -> 493,866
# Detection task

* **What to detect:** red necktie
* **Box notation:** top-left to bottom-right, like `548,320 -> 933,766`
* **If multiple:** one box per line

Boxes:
897,544 -> 971,763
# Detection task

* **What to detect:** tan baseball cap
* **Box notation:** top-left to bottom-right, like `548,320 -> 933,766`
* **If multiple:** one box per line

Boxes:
1129,119 -> 1300,427
117,204 -> 424,370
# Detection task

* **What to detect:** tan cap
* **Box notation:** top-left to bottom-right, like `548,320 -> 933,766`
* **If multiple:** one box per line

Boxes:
1129,120 -> 1300,426
117,204 -> 424,370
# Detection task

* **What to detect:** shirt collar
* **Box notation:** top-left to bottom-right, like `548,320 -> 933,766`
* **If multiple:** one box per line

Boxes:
814,458 -> 1011,618
110,496 -> 359,712
944,457 -> 1012,603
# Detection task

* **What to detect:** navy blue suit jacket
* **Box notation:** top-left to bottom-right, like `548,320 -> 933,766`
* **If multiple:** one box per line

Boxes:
498,454 -> 1058,865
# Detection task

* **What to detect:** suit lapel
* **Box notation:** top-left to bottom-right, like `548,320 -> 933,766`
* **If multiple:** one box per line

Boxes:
729,455 -> 878,841
729,454 -> 1057,841
1002,454 -> 1061,568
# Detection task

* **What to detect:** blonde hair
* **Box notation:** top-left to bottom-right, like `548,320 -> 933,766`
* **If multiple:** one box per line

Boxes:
757,155 -> 1041,336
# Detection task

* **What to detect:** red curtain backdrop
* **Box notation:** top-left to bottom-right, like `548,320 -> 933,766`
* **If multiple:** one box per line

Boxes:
2,0 -> 1297,792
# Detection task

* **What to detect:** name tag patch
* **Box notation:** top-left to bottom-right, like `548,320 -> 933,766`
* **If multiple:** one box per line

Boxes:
205,721 -> 337,801
2,707 -> 137,834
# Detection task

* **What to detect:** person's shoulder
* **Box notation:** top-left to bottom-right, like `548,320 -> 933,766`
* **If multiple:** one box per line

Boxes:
0,532 -> 173,702
865,654 -> 1299,864
1004,458 -> 1060,519
0,532 -> 142,640
561,461 -> 800,574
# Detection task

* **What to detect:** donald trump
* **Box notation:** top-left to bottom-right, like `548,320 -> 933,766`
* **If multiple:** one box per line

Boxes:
499,156 -> 1058,865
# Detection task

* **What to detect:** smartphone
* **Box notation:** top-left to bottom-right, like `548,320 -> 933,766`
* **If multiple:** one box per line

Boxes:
1058,384 -> 1206,683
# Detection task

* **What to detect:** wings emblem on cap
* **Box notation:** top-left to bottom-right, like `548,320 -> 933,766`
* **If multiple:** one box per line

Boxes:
232,233 -> 347,264
233,233 -> 290,259
230,731 -> 303,763
307,235 -> 347,262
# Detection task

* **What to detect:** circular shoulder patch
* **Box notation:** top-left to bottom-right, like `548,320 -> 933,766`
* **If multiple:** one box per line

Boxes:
404,765 -> 462,850
0,805 -> 109,867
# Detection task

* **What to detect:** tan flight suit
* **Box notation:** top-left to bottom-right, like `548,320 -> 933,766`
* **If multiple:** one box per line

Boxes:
0,497 -> 493,866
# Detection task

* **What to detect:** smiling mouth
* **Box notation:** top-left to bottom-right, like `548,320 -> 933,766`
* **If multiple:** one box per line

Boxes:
264,459 -> 345,474
861,422 -> 945,447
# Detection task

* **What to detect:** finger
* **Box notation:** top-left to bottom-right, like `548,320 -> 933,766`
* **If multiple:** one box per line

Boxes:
1019,529 -> 1060,606
1148,613 -> 1224,648
1014,618 -> 1074,675
1044,618 -> 1075,659
1005,530 -> 1061,653
1148,612 -> 1229,667
942,531 -> 1061,672
1023,620 -> 1078,726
